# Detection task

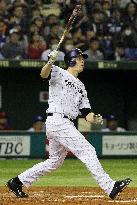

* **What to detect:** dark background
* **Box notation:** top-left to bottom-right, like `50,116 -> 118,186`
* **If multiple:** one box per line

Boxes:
0,67 -> 137,130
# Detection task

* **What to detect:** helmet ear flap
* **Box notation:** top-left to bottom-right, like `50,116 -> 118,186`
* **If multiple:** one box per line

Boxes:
69,58 -> 76,67
64,56 -> 76,67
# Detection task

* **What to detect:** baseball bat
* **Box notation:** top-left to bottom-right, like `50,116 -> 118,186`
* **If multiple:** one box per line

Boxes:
56,4 -> 81,51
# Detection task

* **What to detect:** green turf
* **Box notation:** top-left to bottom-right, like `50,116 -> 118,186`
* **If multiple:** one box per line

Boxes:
0,159 -> 136,187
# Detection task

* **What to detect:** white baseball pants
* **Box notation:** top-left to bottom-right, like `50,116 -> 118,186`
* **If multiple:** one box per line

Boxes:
18,114 -> 115,195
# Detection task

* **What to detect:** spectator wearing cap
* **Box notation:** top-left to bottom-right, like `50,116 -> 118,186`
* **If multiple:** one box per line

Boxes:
101,115 -> 126,132
28,115 -> 45,132
0,28 -> 25,59
84,37 -> 104,61
0,111 -> 11,130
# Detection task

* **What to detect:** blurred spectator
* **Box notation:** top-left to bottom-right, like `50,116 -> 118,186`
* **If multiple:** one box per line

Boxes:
46,23 -> 64,44
84,37 -> 104,61
41,37 -> 65,60
74,9 -> 89,35
32,16 -> 45,36
27,33 -> 46,59
0,0 -> 9,19
101,115 -> 126,132
31,0 -> 44,11
85,29 -> 96,46
92,1 -> 102,11
28,115 -> 45,132
63,38 -> 74,54
31,6 -> 41,20
123,2 -> 137,26
43,14 -> 58,36
121,24 -> 137,48
106,8 -> 124,35
113,41 -> 126,61
125,47 -> 137,60
9,0 -> 28,7
121,24 -> 137,60
72,27 -> 86,51
1,29 -> 25,59
0,19 -> 7,48
11,5 -> 29,33
0,111 -> 11,130
100,33 -> 113,60
28,23 -> 39,39
118,0 -> 132,8
88,9 -> 106,36
102,0 -> 111,18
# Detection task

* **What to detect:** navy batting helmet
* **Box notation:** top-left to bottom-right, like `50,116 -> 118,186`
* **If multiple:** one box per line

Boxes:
64,48 -> 88,67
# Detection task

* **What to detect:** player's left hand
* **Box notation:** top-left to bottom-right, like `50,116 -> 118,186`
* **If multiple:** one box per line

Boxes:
86,112 -> 103,125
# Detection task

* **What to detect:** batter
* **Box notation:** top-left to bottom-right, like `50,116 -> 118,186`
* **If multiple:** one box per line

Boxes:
7,48 -> 131,200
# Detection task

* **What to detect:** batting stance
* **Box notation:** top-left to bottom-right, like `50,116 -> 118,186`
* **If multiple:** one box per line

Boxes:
7,48 -> 131,200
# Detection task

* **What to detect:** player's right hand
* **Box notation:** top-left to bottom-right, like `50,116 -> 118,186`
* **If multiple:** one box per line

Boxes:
48,50 -> 58,64
86,112 -> 103,125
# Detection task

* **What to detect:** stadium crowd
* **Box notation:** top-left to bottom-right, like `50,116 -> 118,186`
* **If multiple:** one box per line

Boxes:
0,0 -> 137,61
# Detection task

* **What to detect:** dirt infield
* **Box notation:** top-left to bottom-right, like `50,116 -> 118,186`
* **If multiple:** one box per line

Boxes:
0,187 -> 137,205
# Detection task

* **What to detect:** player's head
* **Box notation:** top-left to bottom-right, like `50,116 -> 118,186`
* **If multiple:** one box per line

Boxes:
64,48 -> 88,68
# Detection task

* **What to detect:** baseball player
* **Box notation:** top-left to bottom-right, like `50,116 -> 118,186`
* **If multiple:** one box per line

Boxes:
7,48 -> 131,199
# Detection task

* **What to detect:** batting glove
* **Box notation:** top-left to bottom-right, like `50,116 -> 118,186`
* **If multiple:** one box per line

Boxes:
93,114 -> 103,125
48,50 -> 58,64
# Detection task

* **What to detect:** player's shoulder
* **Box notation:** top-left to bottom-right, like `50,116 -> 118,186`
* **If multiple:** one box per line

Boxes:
77,79 -> 85,88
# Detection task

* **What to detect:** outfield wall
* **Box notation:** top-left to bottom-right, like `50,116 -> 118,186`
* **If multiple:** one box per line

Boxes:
0,131 -> 137,158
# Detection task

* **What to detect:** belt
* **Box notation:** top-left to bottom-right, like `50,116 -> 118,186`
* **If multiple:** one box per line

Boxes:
47,113 -> 73,122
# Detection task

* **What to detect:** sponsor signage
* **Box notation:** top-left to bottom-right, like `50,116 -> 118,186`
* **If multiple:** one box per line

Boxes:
0,135 -> 30,156
103,135 -> 137,155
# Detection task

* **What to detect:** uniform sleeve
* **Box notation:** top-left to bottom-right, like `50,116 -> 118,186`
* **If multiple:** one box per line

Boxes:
79,85 -> 91,109
50,65 -> 62,82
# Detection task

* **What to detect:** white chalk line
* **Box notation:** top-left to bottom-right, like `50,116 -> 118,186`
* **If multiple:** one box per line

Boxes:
65,195 -> 104,199
64,195 -> 137,203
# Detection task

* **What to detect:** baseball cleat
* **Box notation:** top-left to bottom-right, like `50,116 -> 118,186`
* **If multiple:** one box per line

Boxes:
6,178 -> 28,198
109,178 -> 131,200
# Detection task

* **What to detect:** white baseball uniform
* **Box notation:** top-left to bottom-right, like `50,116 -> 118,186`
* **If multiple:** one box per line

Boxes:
18,65 -> 115,195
